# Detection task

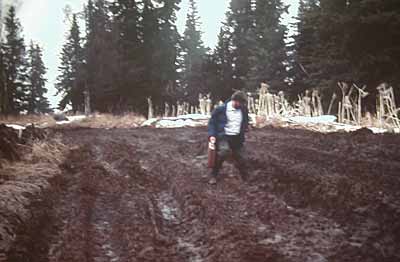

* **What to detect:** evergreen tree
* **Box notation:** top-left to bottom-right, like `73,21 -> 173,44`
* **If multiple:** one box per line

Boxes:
288,0 -> 319,97
213,23 -> 235,100
248,0 -> 288,92
110,0 -> 149,113
84,0 -> 119,112
55,14 -> 84,112
1,6 -> 28,114
228,0 -> 255,91
210,0 -> 288,98
154,0 -> 181,105
201,51 -> 219,98
0,44 -> 7,114
181,0 -> 206,104
140,0 -> 181,111
291,0 -> 350,100
345,0 -> 400,100
140,0 -> 160,110
292,0 -> 400,105
26,42 -> 50,114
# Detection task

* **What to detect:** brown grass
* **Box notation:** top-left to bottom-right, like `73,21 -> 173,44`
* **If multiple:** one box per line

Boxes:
0,136 -> 67,182
0,114 -> 56,127
28,136 -> 68,165
0,113 -> 146,129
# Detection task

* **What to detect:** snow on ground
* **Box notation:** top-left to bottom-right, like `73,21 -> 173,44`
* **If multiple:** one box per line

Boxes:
141,118 -> 159,127
284,115 -> 397,134
288,115 -> 337,124
141,114 -> 210,128
156,119 -> 204,128
5,124 -> 26,138
142,113 -> 399,134
6,124 -> 26,130
56,115 -> 86,125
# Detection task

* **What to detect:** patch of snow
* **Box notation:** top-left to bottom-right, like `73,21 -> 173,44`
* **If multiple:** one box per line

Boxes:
56,115 -> 86,125
141,118 -> 159,127
283,115 -> 395,134
5,124 -> 25,138
67,115 -> 86,121
176,114 -> 210,120
156,119 -> 204,128
177,238 -> 203,262
331,123 -> 360,132
157,192 -> 179,222
368,127 -> 387,134
151,0 -> 165,8
141,114 -> 209,128
288,115 -> 337,124
249,113 -> 257,124
6,124 -> 26,130
56,120 -> 70,125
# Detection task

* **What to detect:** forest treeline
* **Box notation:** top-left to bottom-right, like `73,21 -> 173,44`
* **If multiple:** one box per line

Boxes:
1,0 -> 399,115
0,7 -> 50,115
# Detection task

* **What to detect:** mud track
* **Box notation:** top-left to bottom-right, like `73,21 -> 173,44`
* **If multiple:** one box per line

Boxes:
9,127 -> 400,261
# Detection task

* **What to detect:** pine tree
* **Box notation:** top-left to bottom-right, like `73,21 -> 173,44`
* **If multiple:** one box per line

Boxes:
84,0 -> 119,112
291,0 -> 347,99
154,0 -> 181,105
288,0 -> 318,97
141,0 -> 160,110
213,23 -> 235,100
345,0 -> 400,99
210,0 -> 289,99
228,0 -> 255,91
140,0 -> 181,111
248,0 -> 288,92
0,44 -> 7,114
1,6 -> 29,115
181,0 -> 207,104
26,42 -> 50,114
110,0 -> 143,111
201,51 -> 219,98
292,0 -> 400,106
55,14 -> 84,112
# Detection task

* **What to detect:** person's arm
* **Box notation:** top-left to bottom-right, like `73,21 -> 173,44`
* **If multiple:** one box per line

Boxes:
243,107 -> 250,132
208,107 -> 222,139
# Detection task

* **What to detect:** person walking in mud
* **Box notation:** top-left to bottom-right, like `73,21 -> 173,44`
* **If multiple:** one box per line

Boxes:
208,91 -> 250,185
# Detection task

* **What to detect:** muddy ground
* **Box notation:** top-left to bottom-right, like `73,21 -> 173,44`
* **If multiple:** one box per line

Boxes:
2,126 -> 400,262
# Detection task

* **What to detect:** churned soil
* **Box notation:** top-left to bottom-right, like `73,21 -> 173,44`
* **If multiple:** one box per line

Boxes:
2,126 -> 400,262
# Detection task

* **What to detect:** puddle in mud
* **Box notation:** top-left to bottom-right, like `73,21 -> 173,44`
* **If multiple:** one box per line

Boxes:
95,221 -> 120,262
178,238 -> 203,262
157,192 -> 180,222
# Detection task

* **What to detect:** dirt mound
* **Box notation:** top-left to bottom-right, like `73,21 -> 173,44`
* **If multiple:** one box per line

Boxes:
21,124 -> 47,143
0,124 -> 48,168
0,124 -> 21,164
349,127 -> 374,141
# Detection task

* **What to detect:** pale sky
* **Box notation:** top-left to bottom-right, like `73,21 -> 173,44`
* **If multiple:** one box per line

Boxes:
15,0 -> 299,108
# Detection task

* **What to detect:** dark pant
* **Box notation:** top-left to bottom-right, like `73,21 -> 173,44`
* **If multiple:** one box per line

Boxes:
212,135 -> 247,177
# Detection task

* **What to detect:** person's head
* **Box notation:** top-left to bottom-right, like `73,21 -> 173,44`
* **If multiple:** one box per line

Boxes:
231,91 -> 248,109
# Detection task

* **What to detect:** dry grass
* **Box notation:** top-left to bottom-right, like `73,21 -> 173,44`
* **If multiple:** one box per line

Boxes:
0,114 -> 56,127
0,136 -> 67,182
28,136 -> 68,165
69,113 -> 146,129
0,113 -> 146,129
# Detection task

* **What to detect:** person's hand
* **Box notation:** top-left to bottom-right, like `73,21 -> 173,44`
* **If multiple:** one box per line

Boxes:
209,136 -> 216,143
